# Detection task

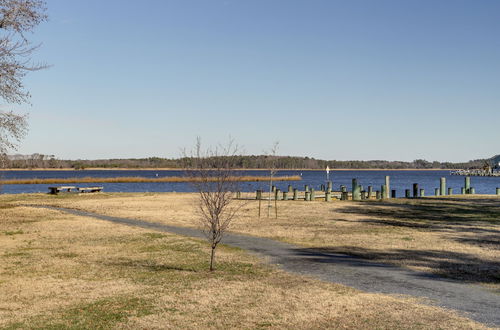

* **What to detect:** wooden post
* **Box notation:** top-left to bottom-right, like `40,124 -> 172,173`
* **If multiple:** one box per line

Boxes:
367,186 -> 373,199
385,176 -> 390,198
272,185 -> 276,193
361,191 -> 366,200
304,185 -> 309,192
341,185 -> 347,193
288,185 -> 293,193
448,187 -> 453,195
256,190 -> 262,200
325,191 -> 331,202
376,190 -> 381,199
413,183 -> 419,198
305,191 -> 311,201
465,176 -> 471,194
310,188 -> 316,201
381,185 -> 387,200
293,188 -> 298,200
440,177 -> 446,196
320,184 -> 325,192
283,191 -> 288,200
405,189 -> 411,198
352,179 -> 361,201
497,188 -> 500,195
391,190 -> 396,198
341,191 -> 348,201
461,187 -> 466,194
470,187 -> 475,194
276,189 -> 282,200
420,189 -> 425,197
327,181 -> 332,192
435,188 -> 440,196
236,191 -> 241,199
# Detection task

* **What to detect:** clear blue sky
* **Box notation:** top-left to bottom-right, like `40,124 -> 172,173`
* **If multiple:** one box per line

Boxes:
16,0 -> 500,161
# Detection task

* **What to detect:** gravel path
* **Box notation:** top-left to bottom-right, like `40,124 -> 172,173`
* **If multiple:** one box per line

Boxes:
36,205 -> 500,327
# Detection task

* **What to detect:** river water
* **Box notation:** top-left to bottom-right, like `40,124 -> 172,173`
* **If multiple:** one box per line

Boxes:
0,169 -> 499,195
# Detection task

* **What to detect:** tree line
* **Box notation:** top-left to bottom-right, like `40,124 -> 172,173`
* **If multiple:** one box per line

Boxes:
3,153 -> 489,170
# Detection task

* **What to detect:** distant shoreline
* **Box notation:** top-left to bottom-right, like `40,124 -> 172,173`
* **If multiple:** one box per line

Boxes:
0,167 -> 457,171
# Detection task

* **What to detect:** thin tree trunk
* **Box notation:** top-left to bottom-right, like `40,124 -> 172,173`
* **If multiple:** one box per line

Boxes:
210,245 -> 216,271
275,197 -> 278,219
267,175 -> 273,218
258,198 -> 261,218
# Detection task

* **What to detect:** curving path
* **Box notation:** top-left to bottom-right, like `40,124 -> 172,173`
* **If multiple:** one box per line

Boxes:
32,205 -> 500,327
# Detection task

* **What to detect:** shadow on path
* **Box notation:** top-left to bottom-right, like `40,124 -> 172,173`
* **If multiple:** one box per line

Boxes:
30,205 -> 500,327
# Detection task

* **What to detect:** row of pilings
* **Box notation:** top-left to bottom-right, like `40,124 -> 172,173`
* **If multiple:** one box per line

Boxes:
249,176 -> 500,201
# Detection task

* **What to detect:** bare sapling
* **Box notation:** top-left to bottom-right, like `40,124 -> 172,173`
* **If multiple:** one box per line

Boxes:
266,142 -> 279,218
184,137 -> 244,271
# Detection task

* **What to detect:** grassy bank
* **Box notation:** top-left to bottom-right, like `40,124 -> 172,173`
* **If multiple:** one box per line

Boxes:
1,175 -> 301,185
0,202 -> 486,328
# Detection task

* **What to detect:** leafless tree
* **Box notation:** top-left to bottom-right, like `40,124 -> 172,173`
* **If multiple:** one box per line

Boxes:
0,0 -> 47,167
266,141 -> 279,218
184,138 -> 244,271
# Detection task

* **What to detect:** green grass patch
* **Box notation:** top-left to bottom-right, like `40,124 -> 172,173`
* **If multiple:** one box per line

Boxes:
3,230 -> 24,236
5,296 -> 155,330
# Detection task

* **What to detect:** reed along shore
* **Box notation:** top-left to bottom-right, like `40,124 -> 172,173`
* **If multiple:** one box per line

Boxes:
1,175 -> 302,185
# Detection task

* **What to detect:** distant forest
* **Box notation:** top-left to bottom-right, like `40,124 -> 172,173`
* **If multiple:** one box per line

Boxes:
3,154 -> 491,170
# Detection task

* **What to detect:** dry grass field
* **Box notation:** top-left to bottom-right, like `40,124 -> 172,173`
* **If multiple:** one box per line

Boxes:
0,193 -> 497,328
11,192 -> 499,289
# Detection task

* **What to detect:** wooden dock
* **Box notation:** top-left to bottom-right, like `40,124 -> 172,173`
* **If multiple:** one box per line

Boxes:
450,170 -> 500,177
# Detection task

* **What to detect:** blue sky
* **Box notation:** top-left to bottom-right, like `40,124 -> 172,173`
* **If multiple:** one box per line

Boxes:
14,0 -> 500,161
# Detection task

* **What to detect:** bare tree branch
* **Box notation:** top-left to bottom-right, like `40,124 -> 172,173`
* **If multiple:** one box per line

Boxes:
184,137 -> 245,271
0,0 -> 46,168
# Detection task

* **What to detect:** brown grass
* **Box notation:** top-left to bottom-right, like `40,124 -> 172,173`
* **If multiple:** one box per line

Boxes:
12,192 -> 499,289
1,175 -> 301,185
0,203 -> 487,328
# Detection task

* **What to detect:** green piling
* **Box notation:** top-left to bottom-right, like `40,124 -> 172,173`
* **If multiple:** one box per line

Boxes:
325,191 -> 331,202
461,187 -> 466,194
367,186 -> 373,199
376,190 -> 381,199
385,176 -> 390,198
352,179 -> 361,201
305,185 -> 309,192
283,191 -> 288,201
310,188 -> 316,200
413,183 -> 419,198
288,185 -> 293,193
448,187 -> 453,195
256,190 -> 262,200
305,191 -> 311,201
405,189 -> 411,198
497,188 -> 500,196
470,187 -> 475,194
465,176 -> 471,194
293,188 -> 298,200
381,185 -> 387,200
327,181 -> 332,192
420,189 -> 425,197
435,188 -> 440,196
276,189 -> 282,201
440,177 -> 446,196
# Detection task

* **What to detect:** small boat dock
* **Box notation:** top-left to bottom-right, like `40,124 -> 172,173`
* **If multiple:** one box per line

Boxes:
450,169 -> 500,177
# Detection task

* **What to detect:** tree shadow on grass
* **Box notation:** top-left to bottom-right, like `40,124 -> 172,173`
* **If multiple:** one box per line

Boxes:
292,246 -> 500,285
334,198 -> 500,234
102,259 -> 201,273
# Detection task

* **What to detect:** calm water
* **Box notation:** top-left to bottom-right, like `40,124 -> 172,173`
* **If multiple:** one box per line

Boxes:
1,169 -> 499,195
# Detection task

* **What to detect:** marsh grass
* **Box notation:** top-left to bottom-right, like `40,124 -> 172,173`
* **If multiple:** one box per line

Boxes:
1,175 -> 301,185
0,201 -> 487,328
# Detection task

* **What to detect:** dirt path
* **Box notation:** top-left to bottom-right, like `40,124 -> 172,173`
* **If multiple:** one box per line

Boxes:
35,205 -> 500,327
